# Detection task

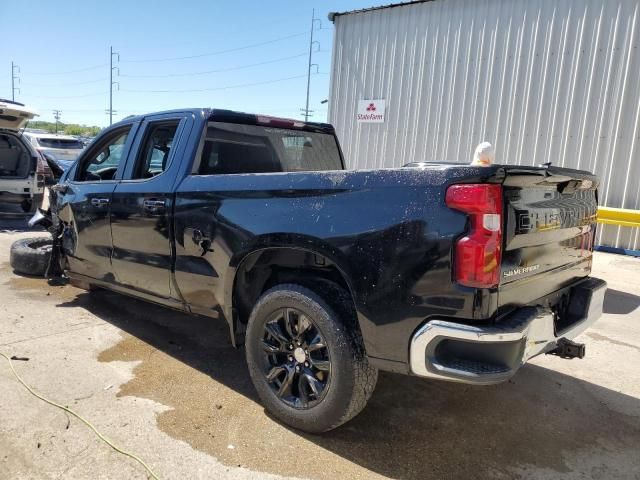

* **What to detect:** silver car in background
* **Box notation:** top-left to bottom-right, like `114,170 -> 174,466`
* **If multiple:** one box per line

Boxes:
22,132 -> 84,170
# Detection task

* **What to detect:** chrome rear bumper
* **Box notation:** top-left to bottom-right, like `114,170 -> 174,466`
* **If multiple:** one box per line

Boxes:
409,277 -> 607,385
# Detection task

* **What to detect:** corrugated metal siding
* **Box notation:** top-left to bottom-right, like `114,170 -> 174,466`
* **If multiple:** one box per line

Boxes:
328,0 -> 640,249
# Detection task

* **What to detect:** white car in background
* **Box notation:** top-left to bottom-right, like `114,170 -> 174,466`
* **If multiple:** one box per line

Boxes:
22,132 -> 85,170
0,99 -> 54,212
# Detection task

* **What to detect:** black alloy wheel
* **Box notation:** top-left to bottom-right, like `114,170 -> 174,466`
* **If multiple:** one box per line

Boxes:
261,307 -> 331,409
245,284 -> 378,433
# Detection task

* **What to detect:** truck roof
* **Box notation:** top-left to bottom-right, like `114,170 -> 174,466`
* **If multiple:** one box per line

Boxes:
111,108 -> 335,134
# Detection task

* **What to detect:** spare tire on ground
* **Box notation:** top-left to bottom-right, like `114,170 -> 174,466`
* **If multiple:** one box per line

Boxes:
10,236 -> 53,277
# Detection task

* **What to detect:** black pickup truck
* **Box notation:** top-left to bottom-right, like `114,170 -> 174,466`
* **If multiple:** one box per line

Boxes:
22,108 -> 606,433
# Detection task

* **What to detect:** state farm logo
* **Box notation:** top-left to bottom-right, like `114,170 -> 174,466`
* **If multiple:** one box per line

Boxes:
357,99 -> 385,123
357,112 -> 383,121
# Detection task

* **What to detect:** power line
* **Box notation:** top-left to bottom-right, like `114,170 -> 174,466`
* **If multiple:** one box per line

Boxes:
22,72 -> 325,99
120,52 -> 307,78
35,108 -> 138,113
21,78 -> 108,88
35,107 -> 323,114
120,73 -> 312,94
15,32 -> 321,76
21,63 -> 109,76
19,72 -> 326,99
121,31 -> 308,64
20,92 -> 105,99
141,17 -> 326,50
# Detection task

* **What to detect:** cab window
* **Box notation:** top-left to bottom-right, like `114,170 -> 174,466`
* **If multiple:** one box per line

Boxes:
77,127 -> 131,182
197,122 -> 343,175
132,121 -> 179,179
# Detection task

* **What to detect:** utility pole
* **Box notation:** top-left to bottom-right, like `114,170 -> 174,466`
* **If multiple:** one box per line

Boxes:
302,9 -> 320,122
108,46 -> 120,125
11,62 -> 20,101
52,110 -> 62,134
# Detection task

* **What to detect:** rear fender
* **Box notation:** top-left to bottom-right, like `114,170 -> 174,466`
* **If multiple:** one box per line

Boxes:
225,246 -> 358,347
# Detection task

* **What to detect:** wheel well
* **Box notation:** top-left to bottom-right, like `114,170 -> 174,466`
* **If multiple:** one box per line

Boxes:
232,249 -> 355,344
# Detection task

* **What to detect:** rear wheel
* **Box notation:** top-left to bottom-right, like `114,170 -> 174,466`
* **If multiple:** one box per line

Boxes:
245,283 -> 377,433
10,236 -> 53,277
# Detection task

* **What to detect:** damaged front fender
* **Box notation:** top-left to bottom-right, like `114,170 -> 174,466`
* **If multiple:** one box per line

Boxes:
28,186 -> 54,229
28,185 -> 67,281
27,208 -> 50,229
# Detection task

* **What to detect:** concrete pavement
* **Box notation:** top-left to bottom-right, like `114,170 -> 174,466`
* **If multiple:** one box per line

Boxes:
1,231 -> 639,480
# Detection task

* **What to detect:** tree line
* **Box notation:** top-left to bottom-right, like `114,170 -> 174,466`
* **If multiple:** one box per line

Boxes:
27,120 -> 102,137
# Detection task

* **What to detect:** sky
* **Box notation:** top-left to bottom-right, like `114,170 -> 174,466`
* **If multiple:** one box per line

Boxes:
0,0 -> 382,127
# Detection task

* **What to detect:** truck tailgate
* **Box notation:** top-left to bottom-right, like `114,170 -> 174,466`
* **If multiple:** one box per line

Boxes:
499,166 -> 598,307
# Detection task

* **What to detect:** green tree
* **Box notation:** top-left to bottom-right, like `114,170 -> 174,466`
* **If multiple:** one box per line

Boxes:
26,120 -> 102,137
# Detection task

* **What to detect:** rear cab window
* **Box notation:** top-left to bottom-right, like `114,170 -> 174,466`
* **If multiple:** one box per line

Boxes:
198,122 -> 343,175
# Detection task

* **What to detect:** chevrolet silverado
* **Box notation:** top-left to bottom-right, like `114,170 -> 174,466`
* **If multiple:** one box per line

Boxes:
17,108 -> 606,433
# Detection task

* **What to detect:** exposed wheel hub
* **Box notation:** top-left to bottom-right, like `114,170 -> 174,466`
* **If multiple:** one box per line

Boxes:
293,347 -> 306,363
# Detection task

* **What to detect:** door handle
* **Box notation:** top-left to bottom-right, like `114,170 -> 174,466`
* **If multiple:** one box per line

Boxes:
143,199 -> 166,213
91,198 -> 110,207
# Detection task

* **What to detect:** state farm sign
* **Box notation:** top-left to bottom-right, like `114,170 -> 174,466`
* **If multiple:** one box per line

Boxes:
357,99 -> 385,123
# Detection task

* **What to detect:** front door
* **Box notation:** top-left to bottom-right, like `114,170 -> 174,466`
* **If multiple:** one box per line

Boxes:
110,114 -> 189,299
57,124 -> 136,281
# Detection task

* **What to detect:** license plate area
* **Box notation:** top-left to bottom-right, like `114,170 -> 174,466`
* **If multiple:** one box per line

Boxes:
551,278 -> 606,336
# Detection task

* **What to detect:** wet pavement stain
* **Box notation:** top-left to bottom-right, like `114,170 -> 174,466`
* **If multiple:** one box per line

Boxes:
5,265 -> 640,479
90,288 -> 640,480
4,273 -> 82,302
96,322 -> 375,479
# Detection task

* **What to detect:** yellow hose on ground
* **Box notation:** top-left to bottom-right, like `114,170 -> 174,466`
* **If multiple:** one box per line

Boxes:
0,351 -> 160,480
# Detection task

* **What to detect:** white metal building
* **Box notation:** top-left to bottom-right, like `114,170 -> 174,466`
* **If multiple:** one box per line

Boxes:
328,0 -> 640,250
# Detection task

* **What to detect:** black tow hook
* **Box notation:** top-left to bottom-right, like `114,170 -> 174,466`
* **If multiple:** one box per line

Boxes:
547,338 -> 586,359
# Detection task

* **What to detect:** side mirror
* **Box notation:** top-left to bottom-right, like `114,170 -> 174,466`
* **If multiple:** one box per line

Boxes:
51,183 -> 68,194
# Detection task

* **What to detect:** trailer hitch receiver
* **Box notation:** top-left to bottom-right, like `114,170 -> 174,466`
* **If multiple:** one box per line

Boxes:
547,338 -> 586,359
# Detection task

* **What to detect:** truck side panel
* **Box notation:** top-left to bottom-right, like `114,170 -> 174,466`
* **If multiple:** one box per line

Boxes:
173,167 -> 490,364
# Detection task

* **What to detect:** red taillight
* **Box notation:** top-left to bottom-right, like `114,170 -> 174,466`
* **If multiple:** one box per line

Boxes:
446,184 -> 503,288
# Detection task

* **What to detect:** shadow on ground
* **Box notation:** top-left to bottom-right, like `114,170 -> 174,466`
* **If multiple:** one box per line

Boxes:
603,288 -> 640,315
41,286 -> 640,480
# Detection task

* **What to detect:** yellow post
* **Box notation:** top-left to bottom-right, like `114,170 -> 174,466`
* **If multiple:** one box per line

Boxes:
597,207 -> 640,228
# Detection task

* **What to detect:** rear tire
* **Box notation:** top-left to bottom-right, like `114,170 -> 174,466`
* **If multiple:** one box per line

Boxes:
245,283 -> 378,433
10,236 -> 53,277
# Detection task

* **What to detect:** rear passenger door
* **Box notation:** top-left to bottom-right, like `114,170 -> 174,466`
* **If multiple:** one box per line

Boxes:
173,120 -> 344,317
110,113 -> 192,300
